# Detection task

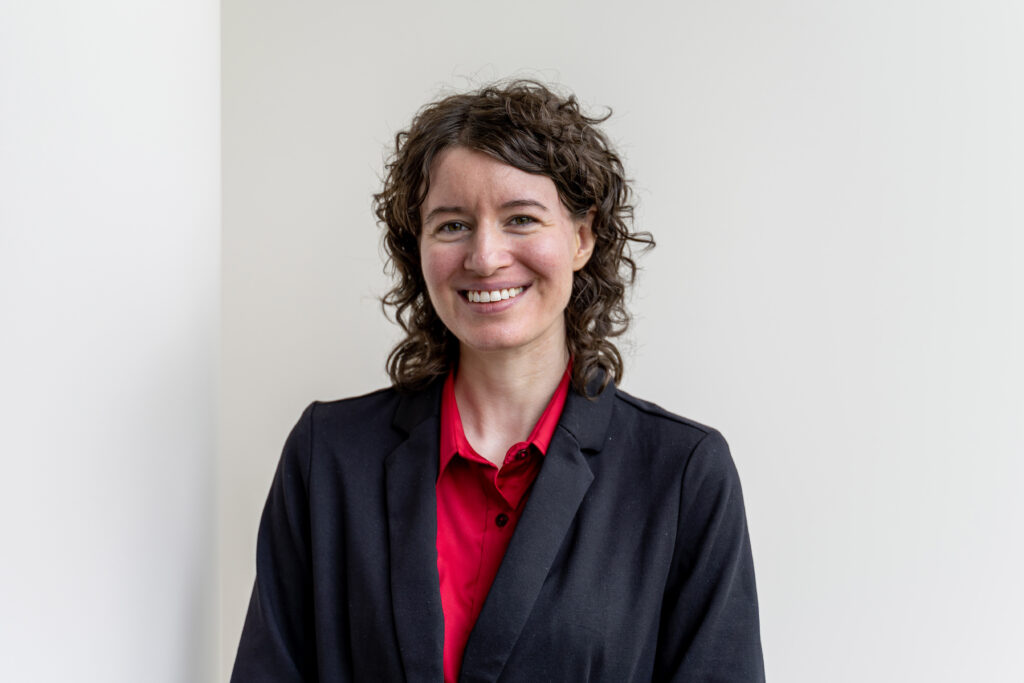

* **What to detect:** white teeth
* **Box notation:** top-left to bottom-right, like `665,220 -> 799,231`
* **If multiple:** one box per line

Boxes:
465,286 -> 524,303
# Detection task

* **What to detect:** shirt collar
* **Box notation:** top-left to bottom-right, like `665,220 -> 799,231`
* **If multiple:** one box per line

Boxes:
439,361 -> 573,473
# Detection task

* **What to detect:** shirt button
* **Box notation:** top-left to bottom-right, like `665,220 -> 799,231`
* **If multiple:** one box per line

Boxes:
495,513 -> 509,528
515,449 -> 528,460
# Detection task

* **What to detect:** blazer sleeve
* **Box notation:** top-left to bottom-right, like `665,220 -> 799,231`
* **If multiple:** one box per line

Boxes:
231,403 -> 319,683
653,429 -> 765,682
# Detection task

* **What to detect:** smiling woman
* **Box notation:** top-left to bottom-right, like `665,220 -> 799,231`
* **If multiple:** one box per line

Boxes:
419,147 -> 594,365
231,80 -> 765,682
375,81 -> 650,399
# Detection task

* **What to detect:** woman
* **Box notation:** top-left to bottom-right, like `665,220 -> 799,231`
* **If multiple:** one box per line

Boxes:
232,81 -> 764,682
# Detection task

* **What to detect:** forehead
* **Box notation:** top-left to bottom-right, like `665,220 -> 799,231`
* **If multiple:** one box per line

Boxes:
421,147 -> 560,212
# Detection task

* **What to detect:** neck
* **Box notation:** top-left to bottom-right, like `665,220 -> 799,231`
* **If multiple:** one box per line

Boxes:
454,343 -> 569,466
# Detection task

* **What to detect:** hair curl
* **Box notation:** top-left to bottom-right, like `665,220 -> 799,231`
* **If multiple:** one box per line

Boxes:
374,80 -> 653,396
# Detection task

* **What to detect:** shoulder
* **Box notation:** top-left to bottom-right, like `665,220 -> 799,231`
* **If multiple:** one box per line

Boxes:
607,387 -> 737,483
607,390 -> 750,550
610,387 -> 722,447
276,386 -> 401,461
306,386 -> 402,427
286,382 -> 442,468
612,388 -> 716,436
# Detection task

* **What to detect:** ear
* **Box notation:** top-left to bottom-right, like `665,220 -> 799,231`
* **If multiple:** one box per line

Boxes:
572,208 -> 596,271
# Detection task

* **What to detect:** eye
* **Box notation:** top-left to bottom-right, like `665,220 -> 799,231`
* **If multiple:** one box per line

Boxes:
437,221 -> 469,234
508,215 -> 536,227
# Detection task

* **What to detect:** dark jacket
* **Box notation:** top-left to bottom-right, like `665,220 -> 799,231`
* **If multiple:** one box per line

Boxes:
231,379 -> 764,682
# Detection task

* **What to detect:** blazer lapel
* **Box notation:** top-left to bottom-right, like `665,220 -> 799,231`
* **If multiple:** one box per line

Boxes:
459,381 -> 616,682
386,383 -> 445,683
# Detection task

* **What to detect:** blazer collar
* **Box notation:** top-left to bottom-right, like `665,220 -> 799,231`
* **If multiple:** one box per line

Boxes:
392,378 -> 445,435
386,374 -> 618,682
552,372 -> 617,452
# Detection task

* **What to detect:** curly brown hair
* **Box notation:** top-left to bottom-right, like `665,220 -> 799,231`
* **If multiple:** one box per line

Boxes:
374,80 -> 653,396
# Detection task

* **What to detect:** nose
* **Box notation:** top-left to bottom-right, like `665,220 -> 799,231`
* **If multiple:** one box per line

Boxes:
463,225 -> 513,276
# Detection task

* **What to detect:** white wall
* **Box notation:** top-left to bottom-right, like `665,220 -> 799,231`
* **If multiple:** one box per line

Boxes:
0,2 -> 219,682
219,0 -> 1024,681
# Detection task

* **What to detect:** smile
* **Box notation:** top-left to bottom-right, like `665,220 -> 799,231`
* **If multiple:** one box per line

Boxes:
461,286 -> 525,303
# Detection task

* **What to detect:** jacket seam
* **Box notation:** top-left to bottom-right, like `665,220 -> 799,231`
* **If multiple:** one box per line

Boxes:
613,393 -> 714,436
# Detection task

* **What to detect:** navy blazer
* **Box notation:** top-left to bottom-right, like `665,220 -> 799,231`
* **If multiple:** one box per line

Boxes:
231,378 -> 764,682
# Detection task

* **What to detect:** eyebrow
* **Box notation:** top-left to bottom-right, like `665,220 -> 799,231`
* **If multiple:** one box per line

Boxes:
422,198 -> 549,225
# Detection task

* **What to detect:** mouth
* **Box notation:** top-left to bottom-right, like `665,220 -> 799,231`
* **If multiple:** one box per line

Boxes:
460,286 -> 527,303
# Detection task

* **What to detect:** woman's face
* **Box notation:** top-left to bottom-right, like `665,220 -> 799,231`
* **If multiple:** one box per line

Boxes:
418,146 -> 594,360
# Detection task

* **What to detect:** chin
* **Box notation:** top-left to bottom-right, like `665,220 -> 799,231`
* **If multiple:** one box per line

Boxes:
459,335 -> 528,354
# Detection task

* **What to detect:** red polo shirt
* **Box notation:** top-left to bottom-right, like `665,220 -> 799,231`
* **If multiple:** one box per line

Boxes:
435,364 -> 571,683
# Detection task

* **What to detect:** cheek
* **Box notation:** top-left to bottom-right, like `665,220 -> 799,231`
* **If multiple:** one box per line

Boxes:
419,246 -> 463,312
419,246 -> 446,289
527,240 -> 578,289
